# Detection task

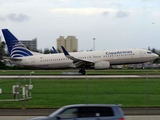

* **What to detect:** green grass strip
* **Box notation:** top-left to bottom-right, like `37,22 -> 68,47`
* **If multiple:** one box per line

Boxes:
0,78 -> 160,108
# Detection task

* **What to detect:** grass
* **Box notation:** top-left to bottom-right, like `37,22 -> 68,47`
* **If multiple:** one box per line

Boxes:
0,69 -> 160,75
0,78 -> 160,108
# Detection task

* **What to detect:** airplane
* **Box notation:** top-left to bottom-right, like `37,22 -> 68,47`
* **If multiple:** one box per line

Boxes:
52,46 -> 59,54
2,29 -> 159,75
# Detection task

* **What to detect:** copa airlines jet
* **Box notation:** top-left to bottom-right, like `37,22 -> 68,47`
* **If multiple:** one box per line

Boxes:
2,29 -> 159,75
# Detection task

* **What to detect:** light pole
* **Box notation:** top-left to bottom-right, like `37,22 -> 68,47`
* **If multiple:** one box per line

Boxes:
93,38 -> 95,51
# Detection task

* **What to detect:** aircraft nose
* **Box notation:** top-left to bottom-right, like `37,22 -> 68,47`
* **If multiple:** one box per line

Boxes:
154,53 -> 159,59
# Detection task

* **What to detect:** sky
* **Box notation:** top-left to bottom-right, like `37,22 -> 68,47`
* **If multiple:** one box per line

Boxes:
0,0 -> 160,51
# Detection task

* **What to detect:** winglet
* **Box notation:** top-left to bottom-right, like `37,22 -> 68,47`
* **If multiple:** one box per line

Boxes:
61,46 -> 69,55
52,46 -> 58,54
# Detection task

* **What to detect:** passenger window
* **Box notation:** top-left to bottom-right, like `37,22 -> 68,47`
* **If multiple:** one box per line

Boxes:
78,107 -> 114,118
58,108 -> 78,119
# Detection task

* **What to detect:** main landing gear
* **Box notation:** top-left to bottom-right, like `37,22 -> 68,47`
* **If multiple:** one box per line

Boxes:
79,67 -> 86,75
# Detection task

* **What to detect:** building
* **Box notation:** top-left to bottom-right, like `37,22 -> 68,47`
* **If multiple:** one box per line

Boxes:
57,36 -> 78,52
20,38 -> 37,51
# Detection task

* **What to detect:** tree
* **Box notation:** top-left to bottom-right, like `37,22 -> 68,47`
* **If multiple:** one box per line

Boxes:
0,41 -> 5,59
37,49 -> 43,53
50,49 -> 54,54
57,49 -> 61,53
43,48 -> 50,54
151,48 -> 156,54
73,49 -> 77,52
0,41 -> 6,68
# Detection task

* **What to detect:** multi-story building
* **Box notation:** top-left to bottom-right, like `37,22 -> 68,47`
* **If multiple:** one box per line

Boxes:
20,38 -> 37,51
57,36 -> 78,52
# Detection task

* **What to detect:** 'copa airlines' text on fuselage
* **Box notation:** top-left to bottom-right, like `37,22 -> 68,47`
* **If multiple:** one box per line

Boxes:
106,51 -> 132,55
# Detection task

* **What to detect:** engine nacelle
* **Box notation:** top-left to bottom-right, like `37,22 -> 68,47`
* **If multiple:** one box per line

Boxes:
94,61 -> 110,70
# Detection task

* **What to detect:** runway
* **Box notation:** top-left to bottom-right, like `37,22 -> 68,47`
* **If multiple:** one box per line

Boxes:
1,75 -> 160,79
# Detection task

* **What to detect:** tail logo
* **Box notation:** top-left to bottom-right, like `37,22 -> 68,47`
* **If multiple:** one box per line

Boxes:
11,42 -> 33,58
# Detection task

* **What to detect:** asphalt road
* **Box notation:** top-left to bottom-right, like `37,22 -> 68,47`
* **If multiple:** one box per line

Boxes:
0,115 -> 160,120
1,116 -> 160,120
0,107 -> 160,116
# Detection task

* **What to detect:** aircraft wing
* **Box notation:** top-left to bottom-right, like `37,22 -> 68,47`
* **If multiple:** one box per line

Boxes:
61,46 -> 93,67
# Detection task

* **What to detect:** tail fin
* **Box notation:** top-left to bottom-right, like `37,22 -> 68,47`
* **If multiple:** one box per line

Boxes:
52,46 -> 59,54
2,29 -> 33,58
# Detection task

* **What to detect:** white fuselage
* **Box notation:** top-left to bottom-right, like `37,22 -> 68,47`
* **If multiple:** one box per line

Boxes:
10,48 -> 158,69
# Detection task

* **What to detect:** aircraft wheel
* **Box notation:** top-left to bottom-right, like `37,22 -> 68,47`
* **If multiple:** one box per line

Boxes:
79,69 -> 82,73
81,70 -> 86,75
79,69 -> 86,75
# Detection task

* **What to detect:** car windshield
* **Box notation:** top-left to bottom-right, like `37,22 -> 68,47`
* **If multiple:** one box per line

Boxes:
58,108 -> 78,118
49,107 -> 65,117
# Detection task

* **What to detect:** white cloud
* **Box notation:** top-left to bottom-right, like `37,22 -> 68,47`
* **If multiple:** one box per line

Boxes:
102,11 -> 109,16
0,15 -> 5,21
0,0 -> 160,51
116,10 -> 130,18
50,7 -> 116,16
6,13 -> 29,22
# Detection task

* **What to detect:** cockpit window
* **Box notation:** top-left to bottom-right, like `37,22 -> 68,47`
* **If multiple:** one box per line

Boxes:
147,52 -> 152,54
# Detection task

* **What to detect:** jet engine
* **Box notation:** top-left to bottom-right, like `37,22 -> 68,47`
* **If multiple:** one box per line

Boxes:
94,61 -> 110,69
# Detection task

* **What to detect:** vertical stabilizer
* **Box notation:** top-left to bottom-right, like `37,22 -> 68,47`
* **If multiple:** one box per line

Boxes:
52,46 -> 59,54
2,29 -> 33,58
